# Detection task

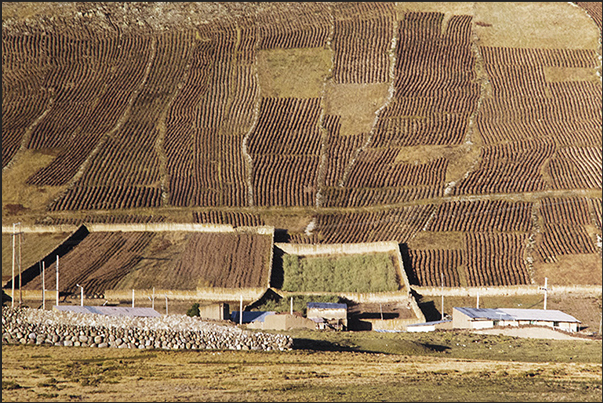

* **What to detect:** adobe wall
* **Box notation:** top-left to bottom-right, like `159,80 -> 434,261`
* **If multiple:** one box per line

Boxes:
2,223 -> 275,235
274,241 -> 401,255
369,318 -> 426,331
414,285 -> 602,297
104,287 -> 267,304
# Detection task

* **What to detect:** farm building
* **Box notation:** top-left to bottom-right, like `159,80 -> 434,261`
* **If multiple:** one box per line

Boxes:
53,305 -> 161,317
452,307 -> 581,332
306,302 -> 348,330
231,311 -> 275,326
198,303 -> 230,321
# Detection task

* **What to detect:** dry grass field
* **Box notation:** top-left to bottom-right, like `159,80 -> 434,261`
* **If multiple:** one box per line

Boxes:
2,329 -> 601,402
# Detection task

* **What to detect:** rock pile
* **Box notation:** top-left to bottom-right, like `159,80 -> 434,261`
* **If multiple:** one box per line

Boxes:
2,307 -> 292,351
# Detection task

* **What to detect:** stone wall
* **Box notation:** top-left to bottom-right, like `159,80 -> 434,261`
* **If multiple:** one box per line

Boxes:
2,307 -> 292,351
413,285 -> 603,297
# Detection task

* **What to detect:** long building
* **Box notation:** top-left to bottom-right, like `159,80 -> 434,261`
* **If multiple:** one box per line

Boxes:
452,307 -> 581,332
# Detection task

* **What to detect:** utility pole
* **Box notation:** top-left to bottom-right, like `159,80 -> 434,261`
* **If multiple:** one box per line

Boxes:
539,277 -> 549,310
55,255 -> 60,307
152,287 -> 155,310
132,289 -> 135,308
41,261 -> 45,310
76,284 -> 84,306
441,271 -> 444,320
11,223 -> 17,308
12,223 -> 22,306
18,223 -> 22,305
164,295 -> 168,315
240,295 -> 243,325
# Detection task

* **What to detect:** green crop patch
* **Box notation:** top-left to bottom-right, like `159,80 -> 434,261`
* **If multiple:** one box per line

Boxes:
282,252 -> 400,293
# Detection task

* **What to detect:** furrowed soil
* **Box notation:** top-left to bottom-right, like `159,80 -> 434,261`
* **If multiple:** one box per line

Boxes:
2,329 -> 601,402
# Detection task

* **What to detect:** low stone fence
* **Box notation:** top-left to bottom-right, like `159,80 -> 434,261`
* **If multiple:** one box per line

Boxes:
413,285 -> 602,297
104,288 -> 267,304
2,307 -> 292,351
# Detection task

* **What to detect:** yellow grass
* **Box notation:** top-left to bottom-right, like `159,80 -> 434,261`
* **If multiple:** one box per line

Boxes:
473,2 -> 600,50
531,253 -> 603,286
543,66 -> 600,84
2,150 -> 67,216
323,82 -> 390,136
257,48 -> 332,99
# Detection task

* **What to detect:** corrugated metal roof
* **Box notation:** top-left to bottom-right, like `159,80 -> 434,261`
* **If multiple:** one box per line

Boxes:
230,311 -> 275,323
498,308 -> 580,323
53,305 -> 161,317
454,307 -> 515,321
453,307 -> 580,323
306,302 -> 347,310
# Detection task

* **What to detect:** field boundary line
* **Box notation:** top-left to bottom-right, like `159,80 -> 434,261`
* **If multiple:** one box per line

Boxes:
413,285 -> 602,297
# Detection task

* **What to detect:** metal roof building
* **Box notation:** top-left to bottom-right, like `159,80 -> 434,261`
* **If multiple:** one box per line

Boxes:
230,311 -> 275,324
53,305 -> 161,317
452,307 -> 581,332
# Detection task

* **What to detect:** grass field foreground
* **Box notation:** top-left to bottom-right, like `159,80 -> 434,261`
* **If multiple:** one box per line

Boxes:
2,329 -> 601,402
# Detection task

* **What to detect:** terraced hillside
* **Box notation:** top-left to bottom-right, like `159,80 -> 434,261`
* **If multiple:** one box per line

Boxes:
2,3 -> 601,302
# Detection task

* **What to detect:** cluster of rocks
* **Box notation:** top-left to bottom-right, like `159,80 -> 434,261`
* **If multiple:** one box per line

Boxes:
2,307 -> 293,351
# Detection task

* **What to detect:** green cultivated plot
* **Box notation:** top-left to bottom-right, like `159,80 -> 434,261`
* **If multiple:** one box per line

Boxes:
282,253 -> 400,293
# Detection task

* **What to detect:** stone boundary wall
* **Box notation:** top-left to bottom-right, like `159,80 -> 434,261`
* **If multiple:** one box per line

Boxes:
2,224 -> 80,233
369,318 -> 425,331
104,288 -> 268,304
413,285 -> 602,297
2,224 -> 276,235
275,241 -> 400,256
2,307 -> 292,351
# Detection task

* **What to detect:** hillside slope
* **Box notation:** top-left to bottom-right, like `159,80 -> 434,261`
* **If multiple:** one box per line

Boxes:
2,2 -> 601,291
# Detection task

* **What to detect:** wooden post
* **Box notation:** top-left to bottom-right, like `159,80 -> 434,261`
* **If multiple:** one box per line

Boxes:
56,255 -> 59,306
152,287 -> 155,310
290,297 -> 293,315
539,278 -> 548,310
18,224 -> 22,305
77,284 -> 83,306
41,261 -> 45,310
132,289 -> 135,308
165,295 -> 168,315
441,272 -> 444,320
11,224 -> 15,308
476,290 -> 479,309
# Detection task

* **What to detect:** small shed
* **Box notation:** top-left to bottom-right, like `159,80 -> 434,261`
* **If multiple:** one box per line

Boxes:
53,305 -> 161,317
452,307 -> 581,332
306,302 -> 347,330
198,303 -> 229,321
